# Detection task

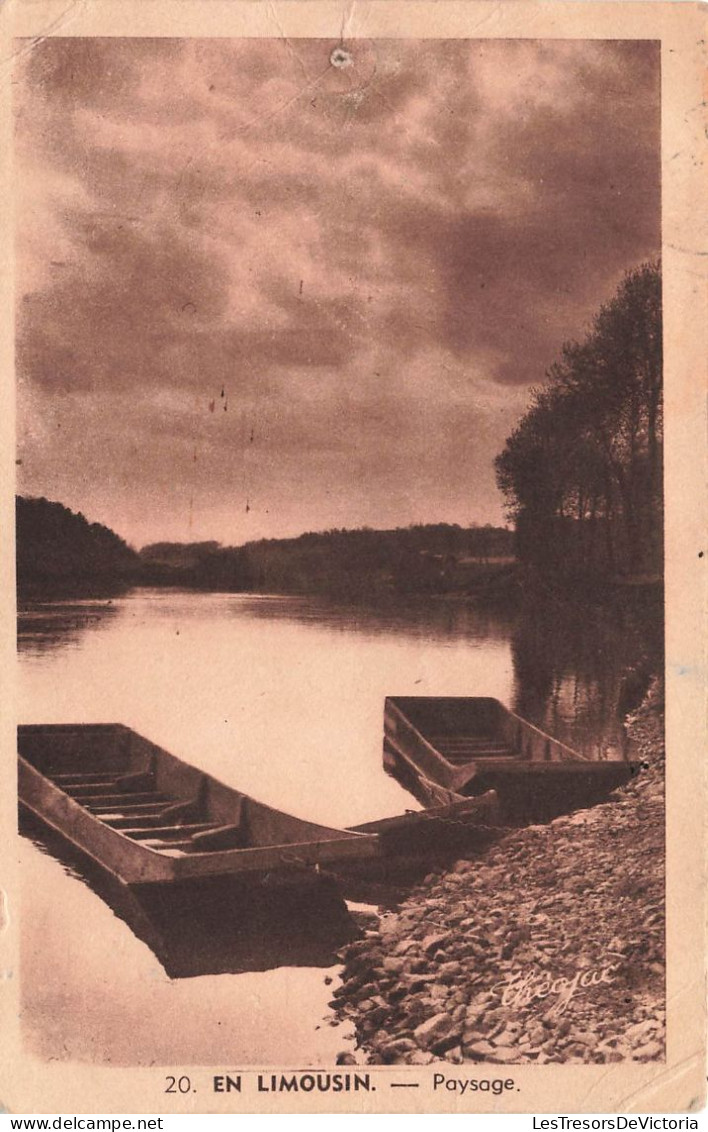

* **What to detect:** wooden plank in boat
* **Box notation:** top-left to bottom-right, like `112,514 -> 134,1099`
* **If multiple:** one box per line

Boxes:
383,696 -> 637,804
18,723 -> 382,886
351,791 -> 497,835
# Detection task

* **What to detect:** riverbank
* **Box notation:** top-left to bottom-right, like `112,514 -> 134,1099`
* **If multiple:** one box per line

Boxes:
330,681 -> 665,1065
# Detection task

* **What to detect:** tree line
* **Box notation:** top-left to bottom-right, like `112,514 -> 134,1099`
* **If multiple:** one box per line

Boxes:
495,262 -> 662,582
139,523 -> 515,599
16,495 -> 515,601
16,495 -> 139,598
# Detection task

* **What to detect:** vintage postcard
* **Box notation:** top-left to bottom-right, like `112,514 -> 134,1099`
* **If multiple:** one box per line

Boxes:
1,0 -> 705,1117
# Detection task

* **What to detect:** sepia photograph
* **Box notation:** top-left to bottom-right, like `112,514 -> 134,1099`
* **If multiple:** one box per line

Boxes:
3,4 -> 705,1115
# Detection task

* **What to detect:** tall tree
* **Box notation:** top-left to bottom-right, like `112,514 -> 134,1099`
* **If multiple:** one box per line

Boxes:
495,262 -> 662,579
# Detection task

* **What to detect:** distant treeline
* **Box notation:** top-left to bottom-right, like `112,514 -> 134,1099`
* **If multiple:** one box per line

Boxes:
139,524 -> 516,599
16,495 -> 515,601
495,262 -> 662,583
16,495 -> 140,599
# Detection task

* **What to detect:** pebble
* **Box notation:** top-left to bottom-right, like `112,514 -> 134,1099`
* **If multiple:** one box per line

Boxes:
379,1038 -> 417,1058
633,1040 -> 663,1060
394,939 -> 419,956
408,1050 -> 435,1065
413,1013 -> 455,1048
382,957 -> 406,975
465,1039 -> 496,1058
488,1046 -> 524,1063
421,932 -> 452,955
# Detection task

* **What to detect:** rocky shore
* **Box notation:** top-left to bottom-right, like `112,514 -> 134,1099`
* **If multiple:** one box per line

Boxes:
330,682 -> 665,1065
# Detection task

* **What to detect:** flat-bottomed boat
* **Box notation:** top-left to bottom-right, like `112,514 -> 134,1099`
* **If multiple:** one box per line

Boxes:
383,696 -> 636,814
18,723 -> 381,886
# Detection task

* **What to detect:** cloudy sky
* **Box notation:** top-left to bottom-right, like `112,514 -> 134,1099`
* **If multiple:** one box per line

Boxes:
15,37 -> 660,548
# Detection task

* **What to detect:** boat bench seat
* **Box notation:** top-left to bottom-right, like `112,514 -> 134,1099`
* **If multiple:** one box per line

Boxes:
65,783 -> 125,797
431,736 -> 517,766
140,837 -> 199,851
444,752 -> 515,765
64,768 -> 251,853
94,797 -> 208,826
140,824 -> 249,854
96,806 -> 173,824
114,769 -> 157,791
120,822 -> 216,839
66,779 -> 159,799
429,734 -> 517,762
429,735 -> 504,745
88,796 -> 172,814
52,772 -> 123,785
78,791 -> 169,806
190,823 -> 249,851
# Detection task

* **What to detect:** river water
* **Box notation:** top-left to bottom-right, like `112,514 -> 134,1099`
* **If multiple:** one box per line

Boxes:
17,587 -> 661,1065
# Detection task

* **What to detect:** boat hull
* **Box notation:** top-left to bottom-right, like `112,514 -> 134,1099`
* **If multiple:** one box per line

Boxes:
383,696 -> 637,816
18,724 -> 380,886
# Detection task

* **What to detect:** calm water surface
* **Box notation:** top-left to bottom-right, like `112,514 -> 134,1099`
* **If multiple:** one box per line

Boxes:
17,587 -> 659,1064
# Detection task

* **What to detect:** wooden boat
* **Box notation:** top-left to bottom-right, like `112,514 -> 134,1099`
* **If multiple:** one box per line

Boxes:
18,723 -> 381,886
326,791 -> 501,904
349,790 -> 499,852
383,696 -> 637,816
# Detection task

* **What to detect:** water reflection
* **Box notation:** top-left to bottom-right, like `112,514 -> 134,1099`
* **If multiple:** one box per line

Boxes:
20,827 -> 356,1066
20,814 -> 360,979
224,592 -> 518,644
18,600 -> 121,657
17,588 -> 515,829
511,588 -> 663,758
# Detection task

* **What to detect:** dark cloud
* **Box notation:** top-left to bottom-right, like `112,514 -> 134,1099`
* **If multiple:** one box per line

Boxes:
15,38 -> 660,543
18,212 -> 232,393
21,37 -> 188,114
359,41 -> 661,384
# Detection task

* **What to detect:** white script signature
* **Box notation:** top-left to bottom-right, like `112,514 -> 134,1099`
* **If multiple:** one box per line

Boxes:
501,961 -> 620,1016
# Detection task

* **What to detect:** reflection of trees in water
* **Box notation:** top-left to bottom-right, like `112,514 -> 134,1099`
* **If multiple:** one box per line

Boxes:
17,602 -> 121,657
230,593 -> 518,645
18,588 -> 660,763
511,589 -> 663,758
